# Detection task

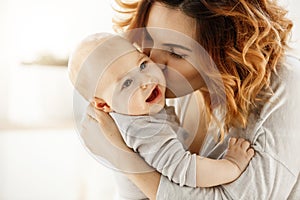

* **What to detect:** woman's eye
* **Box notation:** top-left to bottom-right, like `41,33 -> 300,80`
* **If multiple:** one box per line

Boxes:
139,61 -> 147,71
170,52 -> 184,59
169,48 -> 186,59
122,79 -> 133,88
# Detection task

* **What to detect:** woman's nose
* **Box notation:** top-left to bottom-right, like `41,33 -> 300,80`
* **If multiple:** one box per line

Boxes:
149,49 -> 167,70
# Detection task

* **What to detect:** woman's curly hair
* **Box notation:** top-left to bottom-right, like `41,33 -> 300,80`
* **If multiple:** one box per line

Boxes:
113,0 -> 293,138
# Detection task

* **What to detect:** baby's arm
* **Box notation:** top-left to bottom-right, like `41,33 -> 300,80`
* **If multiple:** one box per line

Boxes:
123,116 -> 254,188
124,117 -> 198,187
196,137 -> 254,187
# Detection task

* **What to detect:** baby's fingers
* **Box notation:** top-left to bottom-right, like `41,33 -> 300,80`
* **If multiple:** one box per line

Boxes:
229,137 -> 237,147
247,148 -> 255,158
236,138 -> 245,146
241,140 -> 251,150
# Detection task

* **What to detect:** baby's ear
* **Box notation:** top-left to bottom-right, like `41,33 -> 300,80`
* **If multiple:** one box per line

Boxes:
93,97 -> 112,113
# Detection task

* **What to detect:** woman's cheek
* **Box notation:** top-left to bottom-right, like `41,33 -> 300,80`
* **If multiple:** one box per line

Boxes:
166,59 -> 188,81
164,60 -> 201,96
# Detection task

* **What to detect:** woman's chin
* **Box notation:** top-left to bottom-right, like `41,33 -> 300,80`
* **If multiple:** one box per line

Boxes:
164,88 -> 176,98
149,104 -> 164,114
165,87 -> 196,98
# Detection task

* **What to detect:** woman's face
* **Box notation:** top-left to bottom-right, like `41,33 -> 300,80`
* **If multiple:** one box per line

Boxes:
146,2 -> 205,98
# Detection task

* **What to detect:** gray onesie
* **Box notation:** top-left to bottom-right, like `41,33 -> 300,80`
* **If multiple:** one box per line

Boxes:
110,106 -> 197,187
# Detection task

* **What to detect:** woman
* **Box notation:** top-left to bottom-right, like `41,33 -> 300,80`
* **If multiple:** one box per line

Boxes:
78,0 -> 300,199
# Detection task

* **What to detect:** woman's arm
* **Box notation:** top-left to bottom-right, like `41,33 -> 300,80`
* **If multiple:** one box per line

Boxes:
81,104 -> 159,199
126,172 -> 160,200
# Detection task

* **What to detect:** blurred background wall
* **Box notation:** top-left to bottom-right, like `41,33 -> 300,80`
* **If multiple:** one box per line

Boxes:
0,0 -> 299,200
0,0 -> 117,199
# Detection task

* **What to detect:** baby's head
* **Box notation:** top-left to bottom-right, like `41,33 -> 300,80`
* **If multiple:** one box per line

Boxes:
68,33 -> 166,115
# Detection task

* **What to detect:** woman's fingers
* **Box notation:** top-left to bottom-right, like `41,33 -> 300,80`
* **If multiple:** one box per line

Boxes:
86,104 -> 118,132
81,104 -> 153,173
85,111 -> 98,123
87,103 -> 109,124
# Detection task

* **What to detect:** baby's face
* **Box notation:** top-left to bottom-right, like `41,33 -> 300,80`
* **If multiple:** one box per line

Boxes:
97,50 -> 166,115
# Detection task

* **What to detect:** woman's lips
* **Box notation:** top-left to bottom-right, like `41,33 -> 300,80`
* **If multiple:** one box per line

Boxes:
146,85 -> 162,103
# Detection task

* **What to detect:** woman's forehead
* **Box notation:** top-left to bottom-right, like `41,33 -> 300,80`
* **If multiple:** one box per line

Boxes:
146,2 -> 196,39
145,27 -> 195,49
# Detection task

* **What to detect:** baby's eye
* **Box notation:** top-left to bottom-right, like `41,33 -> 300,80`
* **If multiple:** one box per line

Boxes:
139,61 -> 147,71
122,79 -> 133,89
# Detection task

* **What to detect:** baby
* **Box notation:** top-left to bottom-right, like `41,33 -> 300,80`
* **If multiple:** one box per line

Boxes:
68,33 -> 254,188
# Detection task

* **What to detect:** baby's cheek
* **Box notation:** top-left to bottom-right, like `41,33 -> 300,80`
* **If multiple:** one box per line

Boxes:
111,91 -> 131,114
128,92 -> 148,115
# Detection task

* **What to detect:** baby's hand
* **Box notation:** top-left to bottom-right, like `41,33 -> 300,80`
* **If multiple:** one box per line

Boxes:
224,137 -> 255,173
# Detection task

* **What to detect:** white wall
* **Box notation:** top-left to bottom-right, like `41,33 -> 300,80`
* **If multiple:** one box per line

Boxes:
0,2 -> 117,199
0,0 -> 12,125
0,0 -> 114,128
283,0 -> 300,56
0,129 -> 116,200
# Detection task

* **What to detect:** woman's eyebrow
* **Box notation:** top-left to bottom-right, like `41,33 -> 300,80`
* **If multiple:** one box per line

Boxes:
162,43 -> 192,52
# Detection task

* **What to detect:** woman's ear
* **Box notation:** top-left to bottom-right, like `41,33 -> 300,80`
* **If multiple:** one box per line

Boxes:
93,97 -> 112,113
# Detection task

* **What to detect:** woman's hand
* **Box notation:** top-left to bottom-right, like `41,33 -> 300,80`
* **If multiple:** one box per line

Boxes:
79,103 -> 153,173
86,103 -> 131,152
80,104 -> 160,199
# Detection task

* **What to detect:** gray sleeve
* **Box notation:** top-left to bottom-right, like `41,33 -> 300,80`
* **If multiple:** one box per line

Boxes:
125,117 -> 197,187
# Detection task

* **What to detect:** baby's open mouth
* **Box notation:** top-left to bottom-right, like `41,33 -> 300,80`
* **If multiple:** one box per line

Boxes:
146,86 -> 160,103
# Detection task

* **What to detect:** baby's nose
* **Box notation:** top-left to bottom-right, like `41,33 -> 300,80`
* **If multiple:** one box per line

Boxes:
140,84 -> 148,90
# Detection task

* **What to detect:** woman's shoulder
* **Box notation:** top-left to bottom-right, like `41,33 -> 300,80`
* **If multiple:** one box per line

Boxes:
253,55 -> 300,123
276,55 -> 300,98
243,54 -> 300,175
280,54 -> 300,79
266,55 -> 300,102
